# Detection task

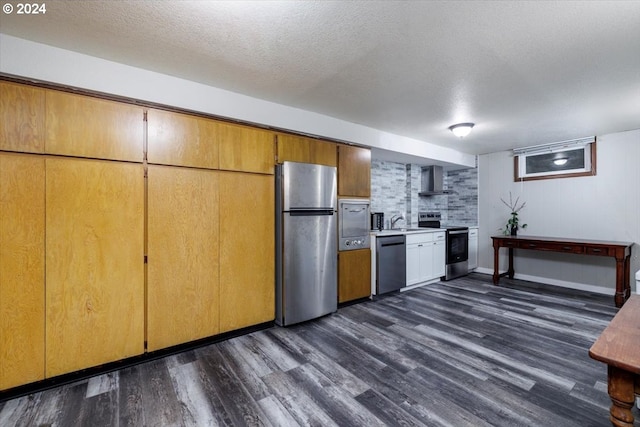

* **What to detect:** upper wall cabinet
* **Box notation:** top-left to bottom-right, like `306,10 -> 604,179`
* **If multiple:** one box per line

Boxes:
338,144 -> 371,197
45,91 -> 144,162
0,81 -> 45,153
218,122 -> 275,174
277,134 -> 337,167
147,109 -> 219,169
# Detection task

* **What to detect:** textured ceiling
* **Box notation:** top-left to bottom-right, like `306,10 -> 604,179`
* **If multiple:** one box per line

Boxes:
1,1 -> 639,156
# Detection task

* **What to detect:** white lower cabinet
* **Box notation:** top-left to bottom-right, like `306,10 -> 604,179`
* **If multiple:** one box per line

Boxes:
406,231 -> 445,286
468,227 -> 478,270
406,243 -> 421,285
433,233 -> 446,278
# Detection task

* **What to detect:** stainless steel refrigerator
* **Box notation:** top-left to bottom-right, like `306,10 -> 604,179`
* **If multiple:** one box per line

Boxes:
275,161 -> 337,326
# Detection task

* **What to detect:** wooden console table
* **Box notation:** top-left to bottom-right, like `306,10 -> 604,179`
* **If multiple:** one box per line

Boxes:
492,235 -> 633,307
589,295 -> 640,426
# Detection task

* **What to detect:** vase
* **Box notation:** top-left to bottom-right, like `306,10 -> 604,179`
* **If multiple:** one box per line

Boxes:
510,226 -> 517,236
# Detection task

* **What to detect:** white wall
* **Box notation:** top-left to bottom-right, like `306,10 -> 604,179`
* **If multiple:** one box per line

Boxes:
0,34 -> 475,167
478,129 -> 640,294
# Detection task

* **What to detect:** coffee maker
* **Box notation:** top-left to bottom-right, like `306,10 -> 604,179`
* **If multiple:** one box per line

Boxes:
371,212 -> 384,231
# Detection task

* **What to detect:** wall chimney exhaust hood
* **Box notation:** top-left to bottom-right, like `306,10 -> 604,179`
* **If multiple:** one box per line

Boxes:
419,166 -> 449,196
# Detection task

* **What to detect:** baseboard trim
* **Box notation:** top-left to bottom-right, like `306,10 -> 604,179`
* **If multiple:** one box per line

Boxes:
474,267 -> 615,296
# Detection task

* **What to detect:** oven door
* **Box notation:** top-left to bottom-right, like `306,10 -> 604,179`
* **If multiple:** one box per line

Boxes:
338,199 -> 370,251
446,229 -> 469,264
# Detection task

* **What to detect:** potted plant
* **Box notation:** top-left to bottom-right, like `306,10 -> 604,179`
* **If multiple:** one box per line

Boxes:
501,192 -> 527,236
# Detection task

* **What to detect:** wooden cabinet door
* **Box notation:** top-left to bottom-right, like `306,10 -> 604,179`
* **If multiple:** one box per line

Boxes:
147,109 -> 219,169
277,134 -> 337,167
218,122 -> 275,174
338,144 -> 371,197
338,249 -> 371,303
0,82 -> 45,153
147,165 -> 219,351
219,172 -> 274,332
45,90 -> 143,162
310,139 -> 337,166
276,134 -> 309,164
0,153 -> 45,390
45,158 -> 144,377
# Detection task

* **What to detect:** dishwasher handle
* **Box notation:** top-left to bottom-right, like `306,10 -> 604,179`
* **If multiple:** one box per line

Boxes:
381,241 -> 405,247
377,235 -> 406,248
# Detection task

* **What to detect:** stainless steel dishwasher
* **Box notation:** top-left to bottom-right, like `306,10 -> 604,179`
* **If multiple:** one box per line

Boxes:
376,234 -> 406,294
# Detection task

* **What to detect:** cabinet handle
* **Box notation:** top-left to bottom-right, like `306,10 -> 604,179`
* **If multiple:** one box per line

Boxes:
562,246 -> 572,250
591,248 -> 602,253
528,244 -> 537,248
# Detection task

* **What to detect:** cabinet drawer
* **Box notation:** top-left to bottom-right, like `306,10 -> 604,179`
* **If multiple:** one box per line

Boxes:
406,233 -> 433,245
585,246 -> 612,256
518,241 -> 584,254
549,243 -> 585,254
433,232 -> 445,241
500,239 -> 518,248
468,228 -> 478,237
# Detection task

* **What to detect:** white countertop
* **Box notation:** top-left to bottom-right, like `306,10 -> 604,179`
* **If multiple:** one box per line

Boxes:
370,228 -> 446,237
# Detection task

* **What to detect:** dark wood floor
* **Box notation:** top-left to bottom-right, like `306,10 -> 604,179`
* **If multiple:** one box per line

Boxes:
1,273 -> 638,426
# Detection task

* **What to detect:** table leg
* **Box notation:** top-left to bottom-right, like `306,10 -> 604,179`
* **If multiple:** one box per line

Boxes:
493,244 -> 500,284
614,257 -> 627,308
607,365 -> 635,427
507,248 -> 514,279
624,255 -> 630,299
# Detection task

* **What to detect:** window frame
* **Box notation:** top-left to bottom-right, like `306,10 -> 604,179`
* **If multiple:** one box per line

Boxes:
514,139 -> 596,182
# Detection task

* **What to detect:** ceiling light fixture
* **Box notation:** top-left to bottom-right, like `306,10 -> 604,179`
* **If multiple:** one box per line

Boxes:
553,157 -> 568,166
448,122 -> 475,138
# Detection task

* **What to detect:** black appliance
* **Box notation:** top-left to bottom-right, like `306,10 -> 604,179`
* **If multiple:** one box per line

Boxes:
371,212 -> 384,231
418,211 -> 469,280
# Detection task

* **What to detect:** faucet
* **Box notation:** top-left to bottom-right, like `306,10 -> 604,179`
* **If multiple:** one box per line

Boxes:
390,214 -> 405,229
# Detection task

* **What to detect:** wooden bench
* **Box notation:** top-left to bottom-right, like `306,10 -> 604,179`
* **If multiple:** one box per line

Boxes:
589,295 -> 640,426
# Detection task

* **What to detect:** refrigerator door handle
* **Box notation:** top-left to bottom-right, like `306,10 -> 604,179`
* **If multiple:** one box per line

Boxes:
289,209 -> 334,216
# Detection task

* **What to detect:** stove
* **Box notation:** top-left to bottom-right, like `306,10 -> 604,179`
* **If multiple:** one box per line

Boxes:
418,212 -> 469,280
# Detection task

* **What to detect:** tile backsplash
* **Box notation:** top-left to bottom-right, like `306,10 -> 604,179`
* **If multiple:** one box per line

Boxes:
370,160 -> 407,228
442,168 -> 478,225
371,159 -> 478,228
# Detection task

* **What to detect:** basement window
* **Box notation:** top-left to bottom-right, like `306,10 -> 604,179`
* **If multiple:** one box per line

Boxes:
514,137 -> 596,181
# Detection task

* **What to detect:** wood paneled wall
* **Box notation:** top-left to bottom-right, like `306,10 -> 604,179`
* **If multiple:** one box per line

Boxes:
0,80 -> 279,389
0,78 -> 372,391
